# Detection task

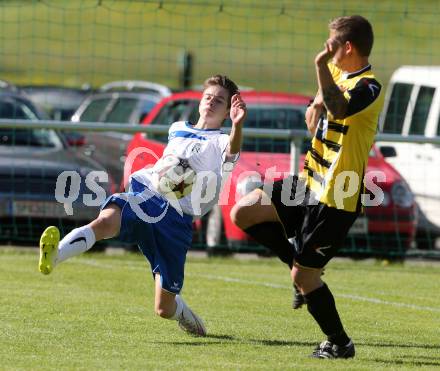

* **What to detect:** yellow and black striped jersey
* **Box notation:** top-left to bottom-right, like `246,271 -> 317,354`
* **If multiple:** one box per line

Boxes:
301,63 -> 384,212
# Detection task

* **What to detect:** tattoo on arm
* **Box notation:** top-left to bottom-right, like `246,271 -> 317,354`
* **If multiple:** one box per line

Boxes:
322,85 -> 347,118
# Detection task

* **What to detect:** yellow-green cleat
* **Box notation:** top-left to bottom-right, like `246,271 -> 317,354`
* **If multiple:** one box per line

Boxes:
39,226 -> 60,275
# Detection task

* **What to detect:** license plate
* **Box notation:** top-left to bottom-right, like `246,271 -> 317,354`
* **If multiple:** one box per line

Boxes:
348,217 -> 368,234
12,200 -> 66,218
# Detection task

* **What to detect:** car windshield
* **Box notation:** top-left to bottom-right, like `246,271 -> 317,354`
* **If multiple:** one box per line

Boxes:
105,97 -> 139,123
155,100 -> 195,125
79,98 -> 112,122
104,97 -> 157,123
0,97 -> 62,147
139,99 -> 158,118
223,104 -> 307,153
0,99 -> 40,120
0,128 -> 62,147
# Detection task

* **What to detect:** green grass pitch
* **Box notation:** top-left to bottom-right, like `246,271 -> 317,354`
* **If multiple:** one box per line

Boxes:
1,249 -> 439,370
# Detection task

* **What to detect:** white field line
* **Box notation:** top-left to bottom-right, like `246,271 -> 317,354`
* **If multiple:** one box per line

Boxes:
74,259 -> 440,313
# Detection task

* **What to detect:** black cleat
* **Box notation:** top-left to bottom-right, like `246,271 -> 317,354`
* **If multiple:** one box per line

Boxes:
292,284 -> 305,309
311,340 -> 355,359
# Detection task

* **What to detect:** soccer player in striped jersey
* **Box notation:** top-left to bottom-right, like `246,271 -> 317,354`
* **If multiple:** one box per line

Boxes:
39,75 -> 247,337
231,15 -> 384,358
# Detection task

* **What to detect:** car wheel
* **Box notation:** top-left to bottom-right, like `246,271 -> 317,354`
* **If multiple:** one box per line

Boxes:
416,204 -> 440,250
416,231 -> 439,250
205,205 -> 231,257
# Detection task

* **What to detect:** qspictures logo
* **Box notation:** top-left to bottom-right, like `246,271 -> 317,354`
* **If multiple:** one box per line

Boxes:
54,147 -> 389,223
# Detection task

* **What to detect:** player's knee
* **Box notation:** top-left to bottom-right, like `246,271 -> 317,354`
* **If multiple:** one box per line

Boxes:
230,195 -> 260,228
230,204 -> 255,229
291,267 -> 323,294
155,307 -> 169,318
93,213 -> 120,239
230,203 -> 244,227
291,266 -> 309,287
234,204 -> 272,230
291,268 -> 302,287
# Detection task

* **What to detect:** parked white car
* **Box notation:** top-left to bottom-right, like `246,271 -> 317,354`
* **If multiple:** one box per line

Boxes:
377,65 -> 440,248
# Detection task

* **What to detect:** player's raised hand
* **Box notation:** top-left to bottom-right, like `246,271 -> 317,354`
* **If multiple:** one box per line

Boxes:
230,94 -> 247,126
315,37 -> 341,66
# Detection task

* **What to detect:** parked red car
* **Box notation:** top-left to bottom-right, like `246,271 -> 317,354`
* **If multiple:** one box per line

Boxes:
124,91 -> 417,255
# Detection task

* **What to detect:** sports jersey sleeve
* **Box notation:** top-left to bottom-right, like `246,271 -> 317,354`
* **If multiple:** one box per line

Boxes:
218,134 -> 240,164
345,78 -> 382,117
167,122 -> 178,141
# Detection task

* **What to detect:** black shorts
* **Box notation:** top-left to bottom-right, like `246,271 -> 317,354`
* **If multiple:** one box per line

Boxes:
266,175 -> 359,269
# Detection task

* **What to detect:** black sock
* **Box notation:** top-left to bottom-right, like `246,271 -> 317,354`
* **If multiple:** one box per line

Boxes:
244,222 -> 294,268
304,283 -> 350,346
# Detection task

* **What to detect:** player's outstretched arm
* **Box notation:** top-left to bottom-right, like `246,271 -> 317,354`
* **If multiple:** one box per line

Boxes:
228,94 -> 247,156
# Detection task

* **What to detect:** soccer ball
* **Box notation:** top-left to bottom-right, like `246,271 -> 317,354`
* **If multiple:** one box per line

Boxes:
154,155 -> 196,199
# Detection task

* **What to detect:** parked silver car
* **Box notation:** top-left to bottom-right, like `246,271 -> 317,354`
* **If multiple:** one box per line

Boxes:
71,80 -> 171,186
0,91 -> 114,243
21,85 -> 93,121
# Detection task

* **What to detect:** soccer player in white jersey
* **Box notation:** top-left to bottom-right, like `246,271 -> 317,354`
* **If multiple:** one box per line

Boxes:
38,75 -> 247,337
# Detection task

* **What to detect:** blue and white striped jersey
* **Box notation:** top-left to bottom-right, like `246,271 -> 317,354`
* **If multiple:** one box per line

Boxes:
131,121 -> 239,217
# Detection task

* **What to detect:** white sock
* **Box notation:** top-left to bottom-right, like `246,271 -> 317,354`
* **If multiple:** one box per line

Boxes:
170,295 -> 185,320
56,225 -> 96,264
